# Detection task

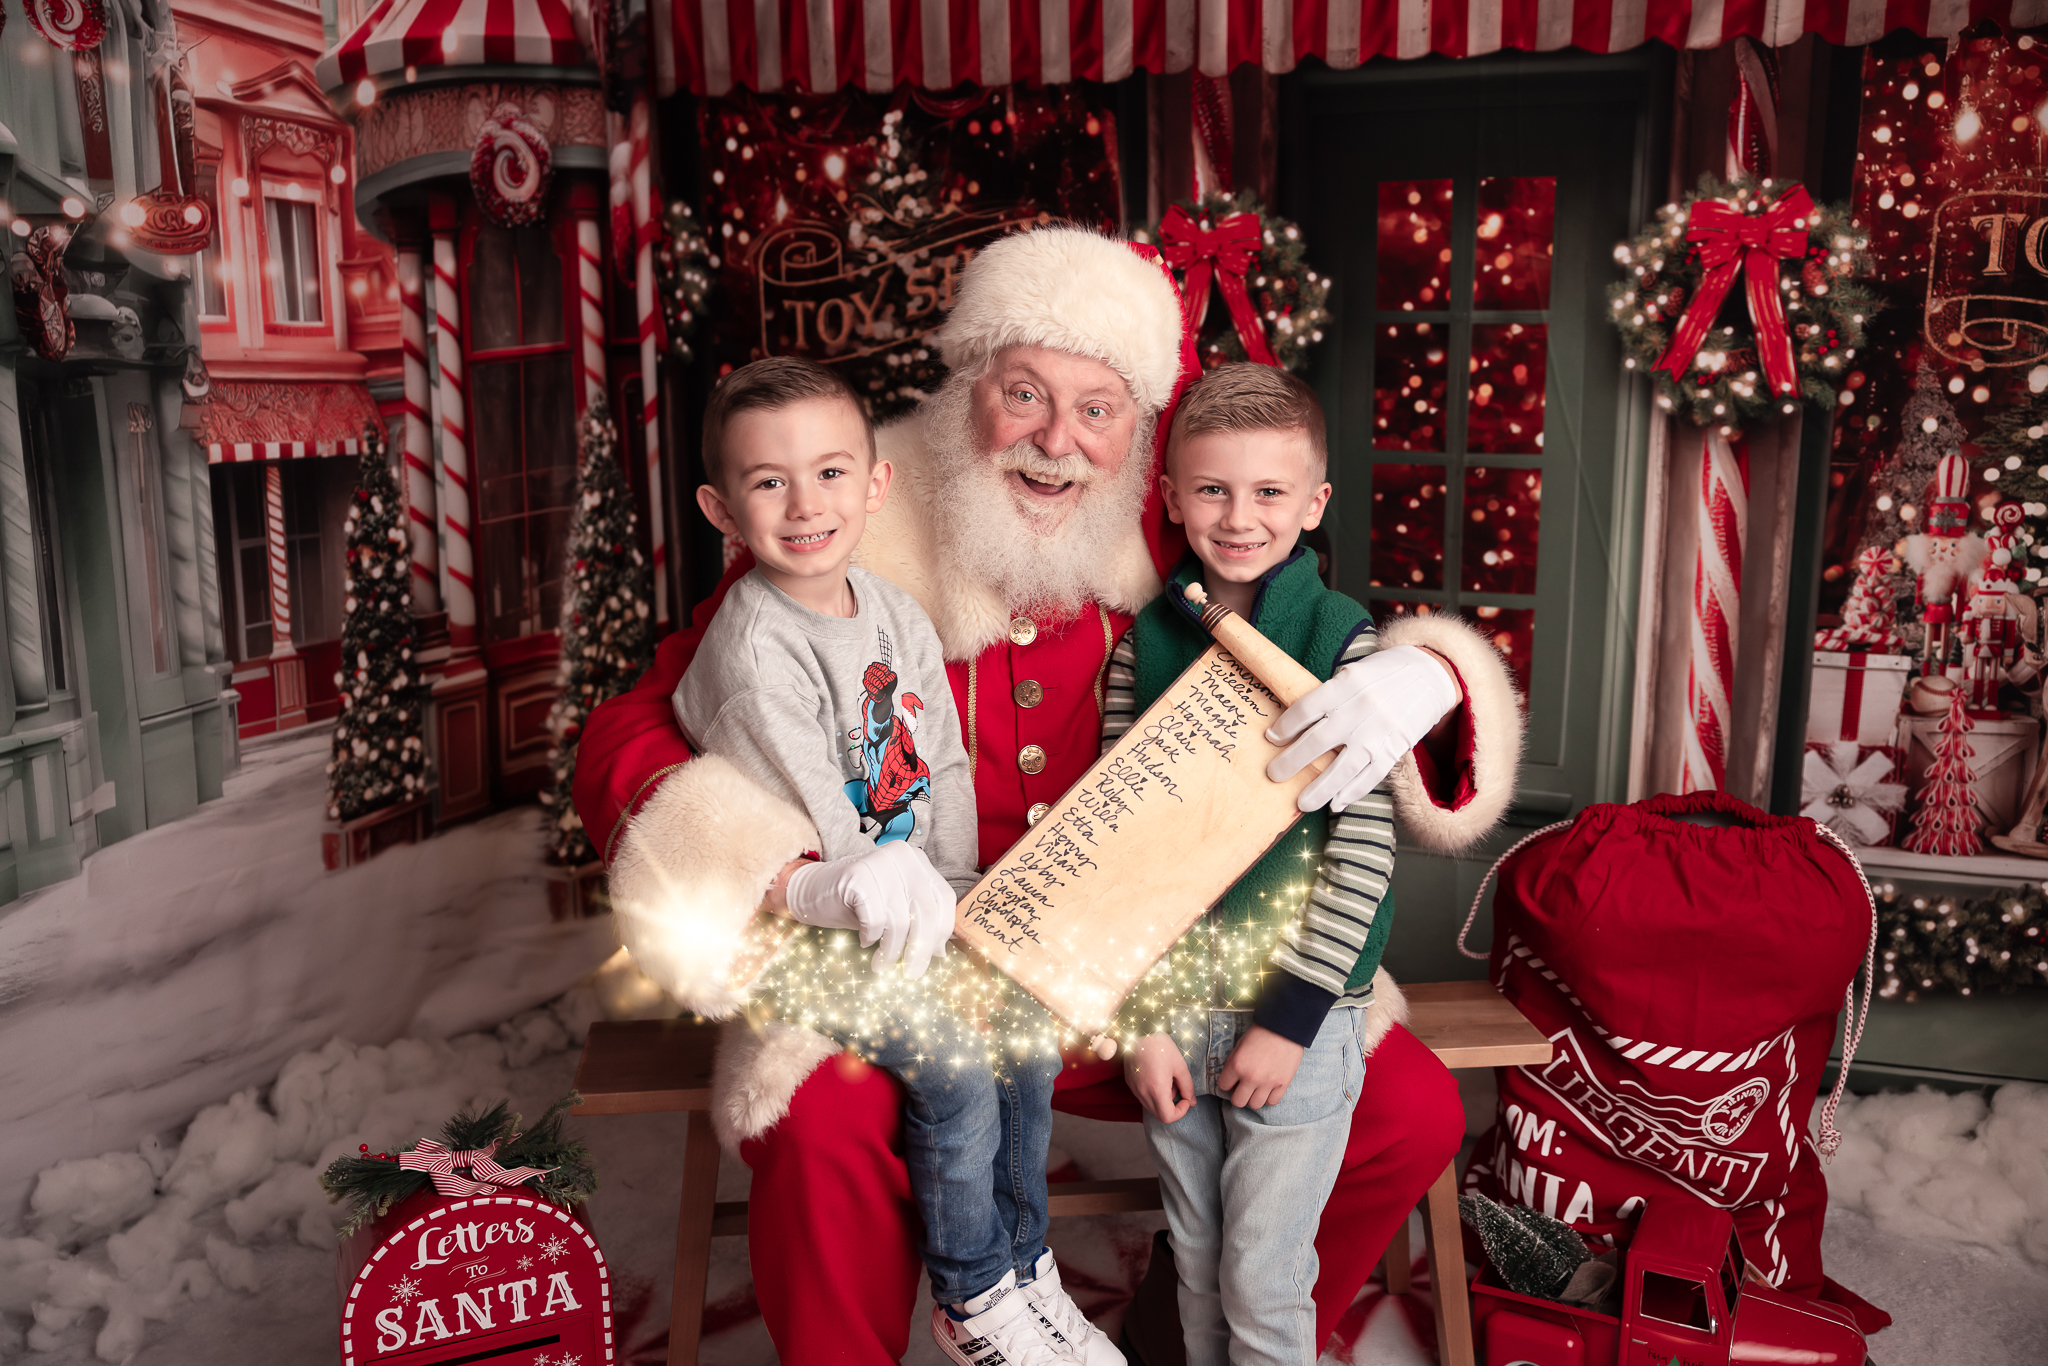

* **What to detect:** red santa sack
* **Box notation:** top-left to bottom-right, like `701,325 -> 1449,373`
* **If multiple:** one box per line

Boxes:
1460,791 -> 1876,1306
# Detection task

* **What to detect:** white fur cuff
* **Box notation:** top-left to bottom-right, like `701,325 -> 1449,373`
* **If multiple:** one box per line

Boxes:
1379,613 -> 1523,855
608,754 -> 819,1019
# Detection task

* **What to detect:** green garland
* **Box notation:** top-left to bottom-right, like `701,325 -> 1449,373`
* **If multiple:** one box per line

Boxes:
1608,175 -> 1880,431
1875,882 -> 2048,1002
1137,191 -> 1333,374
655,200 -> 714,367
319,1095 -> 597,1238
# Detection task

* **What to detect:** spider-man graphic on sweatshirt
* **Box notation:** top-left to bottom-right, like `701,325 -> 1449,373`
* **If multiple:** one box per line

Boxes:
845,657 -> 934,845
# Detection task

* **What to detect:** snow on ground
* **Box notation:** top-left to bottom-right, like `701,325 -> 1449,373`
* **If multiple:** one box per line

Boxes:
0,728 -> 619,1234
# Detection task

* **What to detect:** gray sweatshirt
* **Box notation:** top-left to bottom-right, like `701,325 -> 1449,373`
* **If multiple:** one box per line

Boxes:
672,566 -> 979,894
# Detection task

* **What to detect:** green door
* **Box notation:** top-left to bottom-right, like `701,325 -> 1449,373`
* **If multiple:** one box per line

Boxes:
1281,51 -> 1668,982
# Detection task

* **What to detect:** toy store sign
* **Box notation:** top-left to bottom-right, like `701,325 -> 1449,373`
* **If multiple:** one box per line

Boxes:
1926,183 -> 2048,368
753,209 -> 1025,361
342,1195 -> 611,1365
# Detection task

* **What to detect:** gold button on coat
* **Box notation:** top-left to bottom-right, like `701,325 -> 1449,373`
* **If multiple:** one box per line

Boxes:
1014,679 -> 1044,708
1027,801 -> 1052,825
1009,616 -> 1038,646
1018,744 -> 1047,774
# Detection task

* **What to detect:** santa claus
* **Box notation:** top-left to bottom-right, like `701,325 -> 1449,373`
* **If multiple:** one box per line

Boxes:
574,227 -> 1521,1361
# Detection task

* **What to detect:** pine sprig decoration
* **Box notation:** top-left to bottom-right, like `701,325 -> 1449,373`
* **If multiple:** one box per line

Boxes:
1459,1191 -> 1590,1301
1138,191 -> 1332,374
326,424 -> 427,822
543,397 -> 654,866
320,1093 -> 598,1238
1609,174 -> 1880,432
655,200 -> 713,367
1876,882 -> 2048,1001
839,107 -> 959,416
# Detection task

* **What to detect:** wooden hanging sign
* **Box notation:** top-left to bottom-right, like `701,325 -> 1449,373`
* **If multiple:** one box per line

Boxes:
952,589 -> 1330,1033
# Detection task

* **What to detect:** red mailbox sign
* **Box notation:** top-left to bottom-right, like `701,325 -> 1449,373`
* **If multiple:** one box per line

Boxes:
340,1192 -> 613,1365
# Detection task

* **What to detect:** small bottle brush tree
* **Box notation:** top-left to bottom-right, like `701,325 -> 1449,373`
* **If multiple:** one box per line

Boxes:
1904,686 -> 1982,858
327,425 -> 427,821
542,397 -> 654,865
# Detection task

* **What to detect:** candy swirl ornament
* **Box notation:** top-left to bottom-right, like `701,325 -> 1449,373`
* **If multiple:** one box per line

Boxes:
25,0 -> 108,51
470,103 -> 552,229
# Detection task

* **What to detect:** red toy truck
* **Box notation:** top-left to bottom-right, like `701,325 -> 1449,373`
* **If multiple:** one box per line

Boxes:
1470,1198 -> 1867,1366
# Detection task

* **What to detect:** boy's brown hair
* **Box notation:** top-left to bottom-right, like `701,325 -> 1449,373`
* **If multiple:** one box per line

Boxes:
1166,362 -> 1328,481
701,356 -> 873,489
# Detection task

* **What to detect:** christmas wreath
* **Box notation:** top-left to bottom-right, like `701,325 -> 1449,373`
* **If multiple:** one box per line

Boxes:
320,1095 -> 597,1237
654,200 -> 713,367
1609,175 -> 1880,431
1137,191 -> 1332,374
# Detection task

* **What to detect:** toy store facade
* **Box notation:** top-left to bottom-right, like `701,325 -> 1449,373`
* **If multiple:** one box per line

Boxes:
2,0 -> 236,905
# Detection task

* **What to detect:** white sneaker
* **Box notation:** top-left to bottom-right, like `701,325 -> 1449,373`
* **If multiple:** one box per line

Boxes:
932,1271 -> 1069,1366
1020,1249 -> 1125,1366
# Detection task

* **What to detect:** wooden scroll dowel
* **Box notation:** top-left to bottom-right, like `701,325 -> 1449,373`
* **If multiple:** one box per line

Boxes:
1190,585 -> 1323,710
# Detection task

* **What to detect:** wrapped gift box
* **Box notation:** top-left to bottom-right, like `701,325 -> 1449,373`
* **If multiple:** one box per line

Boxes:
1901,713 -> 2042,836
1801,741 -> 1907,848
1808,650 -> 1914,747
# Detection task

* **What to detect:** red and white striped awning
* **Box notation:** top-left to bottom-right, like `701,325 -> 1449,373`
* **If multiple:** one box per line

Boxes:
316,0 -> 590,93
196,381 -> 383,464
657,0 -> 2048,96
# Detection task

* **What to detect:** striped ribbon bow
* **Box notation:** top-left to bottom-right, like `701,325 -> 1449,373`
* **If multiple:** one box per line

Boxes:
399,1137 -> 555,1199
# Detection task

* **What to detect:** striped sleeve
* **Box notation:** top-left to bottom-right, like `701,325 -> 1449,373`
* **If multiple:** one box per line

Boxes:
1100,633 -> 1139,753
1255,620 -> 1399,1045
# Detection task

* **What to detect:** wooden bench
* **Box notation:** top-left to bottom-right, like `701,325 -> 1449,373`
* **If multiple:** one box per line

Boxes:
571,980 -> 1550,1366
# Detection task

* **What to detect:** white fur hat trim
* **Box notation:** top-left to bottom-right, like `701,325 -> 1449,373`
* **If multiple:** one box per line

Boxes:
937,226 -> 1185,413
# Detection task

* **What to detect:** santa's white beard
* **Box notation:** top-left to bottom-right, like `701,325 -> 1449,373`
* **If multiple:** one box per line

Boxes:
922,375 -> 1154,618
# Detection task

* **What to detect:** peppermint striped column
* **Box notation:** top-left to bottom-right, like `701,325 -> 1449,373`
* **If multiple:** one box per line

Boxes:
397,245 -> 441,613
1681,430 -> 1748,794
432,230 -> 477,647
263,462 -> 296,658
576,214 -> 608,413
630,94 -> 668,627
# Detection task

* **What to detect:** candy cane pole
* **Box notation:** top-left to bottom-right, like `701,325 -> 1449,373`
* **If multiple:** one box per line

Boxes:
264,462 -> 295,658
629,94 -> 667,627
1682,431 -> 1748,794
1679,38 -> 1776,792
432,228 -> 476,647
397,245 -> 440,614
575,214 -> 607,413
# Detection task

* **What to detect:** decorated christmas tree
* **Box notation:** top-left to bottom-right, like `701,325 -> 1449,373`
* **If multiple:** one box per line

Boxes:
1903,686 -> 1982,857
1866,360 -> 1964,560
542,397 -> 654,866
327,426 -> 427,821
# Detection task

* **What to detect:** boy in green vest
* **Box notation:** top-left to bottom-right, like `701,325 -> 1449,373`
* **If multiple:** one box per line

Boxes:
1104,364 -> 1442,1366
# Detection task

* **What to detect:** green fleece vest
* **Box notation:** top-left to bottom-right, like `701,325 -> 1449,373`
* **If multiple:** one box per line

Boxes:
1130,551 -> 1389,996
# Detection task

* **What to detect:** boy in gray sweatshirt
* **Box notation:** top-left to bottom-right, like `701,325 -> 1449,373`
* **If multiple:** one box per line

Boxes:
672,357 -> 1118,1366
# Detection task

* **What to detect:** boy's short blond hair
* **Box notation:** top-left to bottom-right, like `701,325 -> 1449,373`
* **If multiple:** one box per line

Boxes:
1166,363 -> 1328,482
701,356 -> 873,489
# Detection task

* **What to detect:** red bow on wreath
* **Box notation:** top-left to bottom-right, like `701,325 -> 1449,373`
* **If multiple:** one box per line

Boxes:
1655,185 -> 1814,398
1159,205 -> 1279,367
399,1136 -> 556,1199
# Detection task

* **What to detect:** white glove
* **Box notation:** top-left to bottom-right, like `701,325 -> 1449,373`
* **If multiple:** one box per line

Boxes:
783,841 -> 957,979
1266,645 -> 1461,811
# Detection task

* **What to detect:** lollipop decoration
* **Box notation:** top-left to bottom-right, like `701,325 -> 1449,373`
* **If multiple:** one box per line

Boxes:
470,103 -> 553,229
25,0 -> 107,50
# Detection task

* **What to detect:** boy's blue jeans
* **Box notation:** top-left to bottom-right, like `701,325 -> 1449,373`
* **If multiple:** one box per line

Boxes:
838,995 -> 1061,1305
1143,1007 -> 1367,1366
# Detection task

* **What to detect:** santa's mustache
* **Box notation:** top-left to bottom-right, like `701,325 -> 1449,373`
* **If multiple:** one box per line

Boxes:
988,442 -> 1101,489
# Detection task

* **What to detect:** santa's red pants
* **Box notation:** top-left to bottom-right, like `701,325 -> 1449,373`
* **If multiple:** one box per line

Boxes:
738,1022 -> 1463,1363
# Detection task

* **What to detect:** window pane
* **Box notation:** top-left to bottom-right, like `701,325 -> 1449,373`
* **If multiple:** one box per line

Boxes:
1376,180 -> 1456,312
1639,1270 -> 1715,1334
1469,605 -> 1533,706
1467,322 -> 1548,454
266,199 -> 321,323
1369,463 -> 1446,590
517,224 -> 564,343
1472,177 -> 1556,310
470,221 -> 523,351
1373,323 -> 1449,451
523,354 -> 576,515
532,507 -> 570,634
471,363 -> 525,520
197,177 -> 228,317
479,520 -> 527,643
239,542 -> 273,659
1462,467 -> 1541,594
